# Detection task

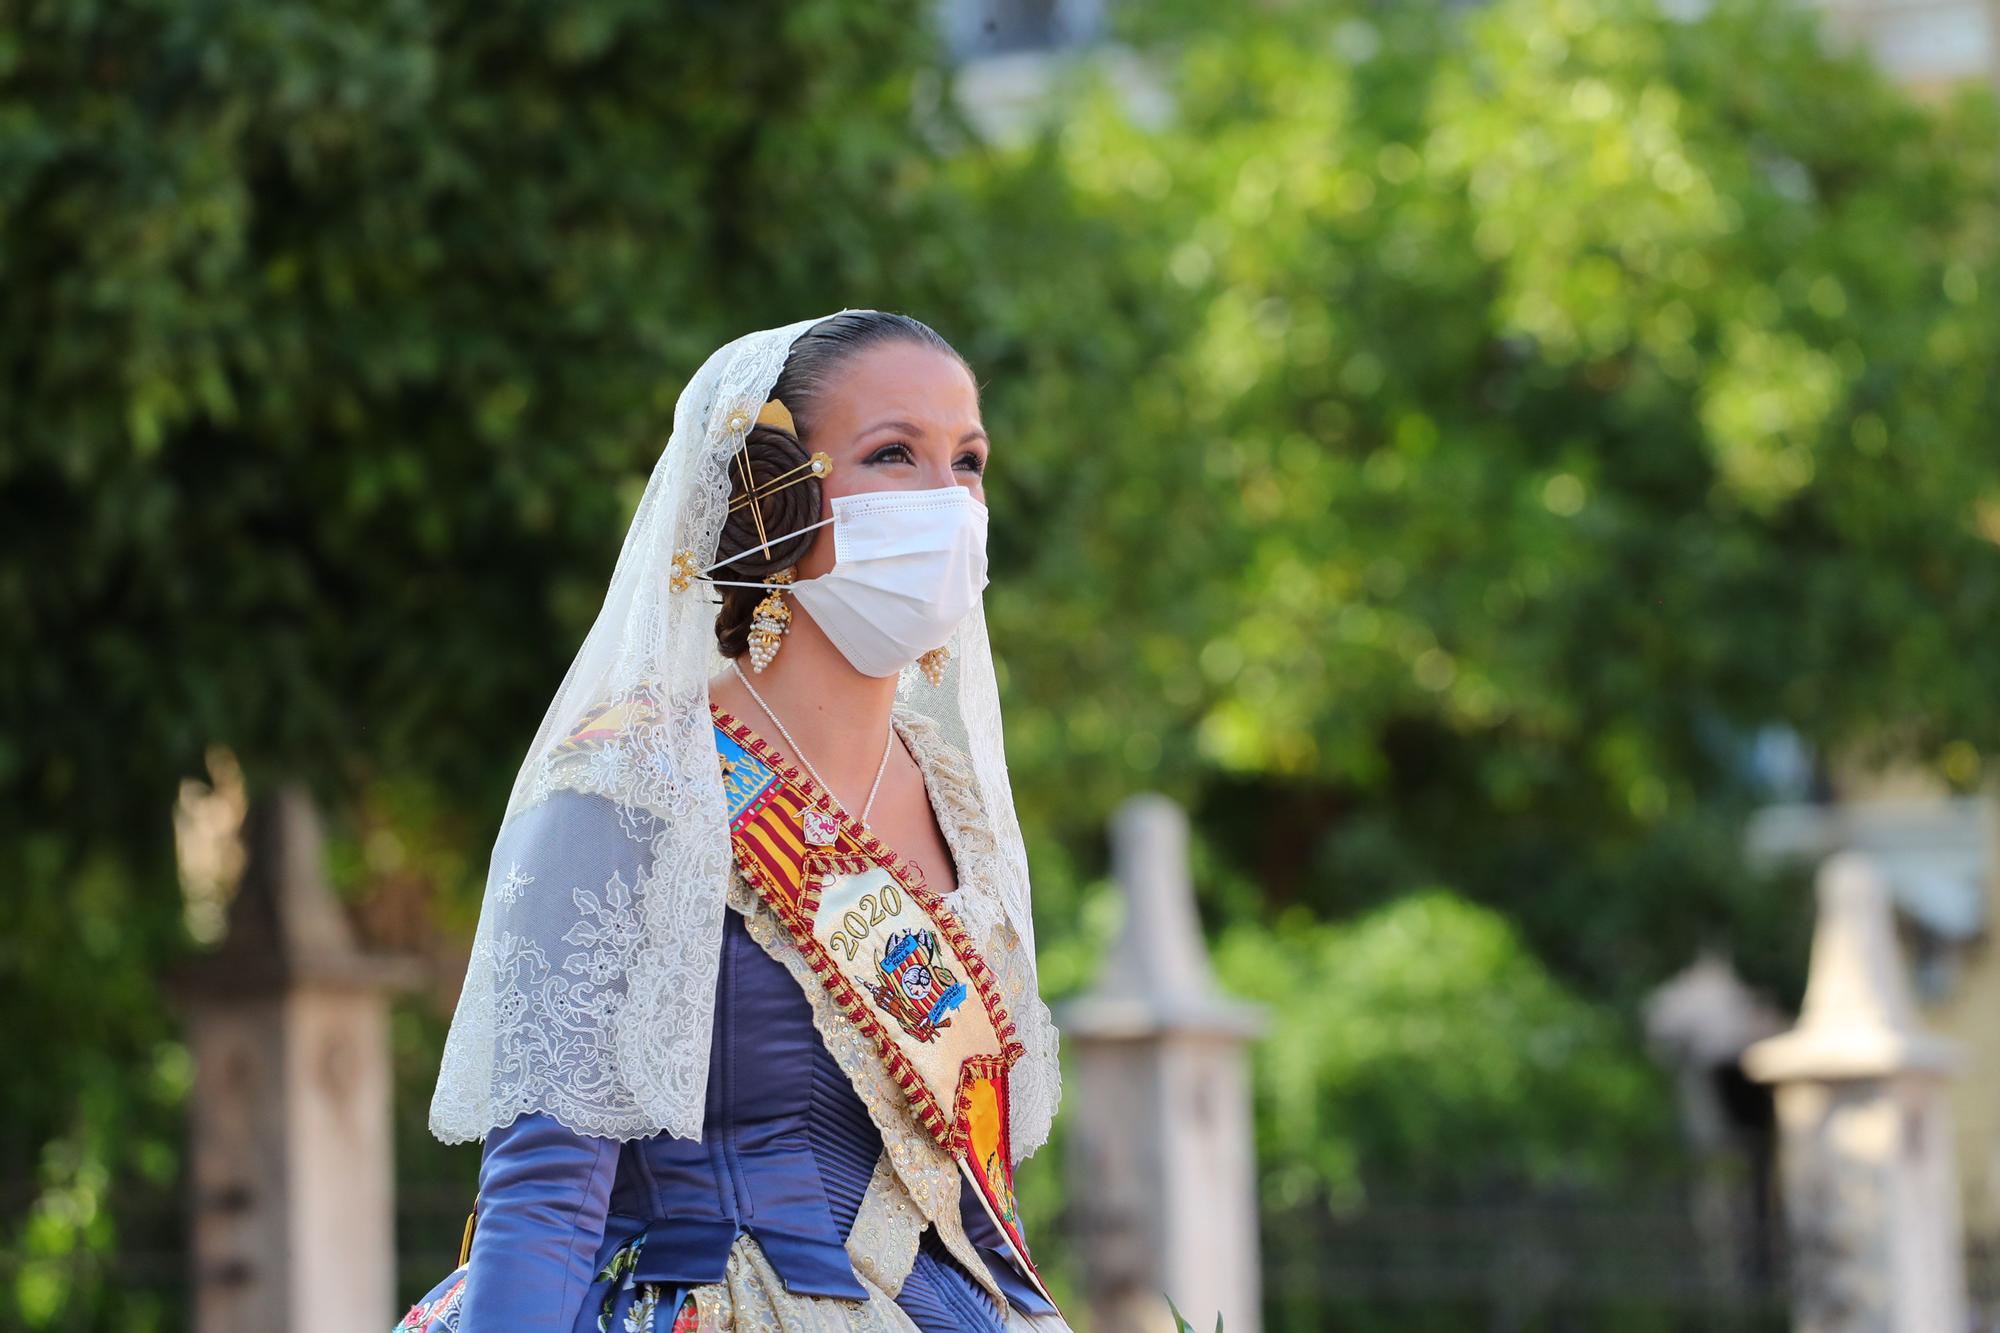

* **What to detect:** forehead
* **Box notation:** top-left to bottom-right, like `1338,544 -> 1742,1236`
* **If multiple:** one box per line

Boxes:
815,342 -> 979,425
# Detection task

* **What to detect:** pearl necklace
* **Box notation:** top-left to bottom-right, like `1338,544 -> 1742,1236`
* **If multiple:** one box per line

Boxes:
730,660 -> 895,838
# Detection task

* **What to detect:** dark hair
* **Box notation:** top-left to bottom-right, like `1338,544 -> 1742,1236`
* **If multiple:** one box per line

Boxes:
712,311 -> 971,659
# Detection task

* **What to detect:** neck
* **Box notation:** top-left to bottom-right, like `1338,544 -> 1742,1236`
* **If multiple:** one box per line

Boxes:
718,605 -> 899,796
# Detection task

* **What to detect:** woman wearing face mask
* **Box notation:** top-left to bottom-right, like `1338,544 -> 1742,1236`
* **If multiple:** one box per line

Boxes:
400,312 -> 1067,1333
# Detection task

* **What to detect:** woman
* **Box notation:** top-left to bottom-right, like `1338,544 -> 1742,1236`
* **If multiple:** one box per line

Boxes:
400,310 -> 1067,1332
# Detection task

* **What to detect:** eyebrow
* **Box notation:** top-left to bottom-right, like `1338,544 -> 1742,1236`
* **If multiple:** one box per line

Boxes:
858,418 -> 988,446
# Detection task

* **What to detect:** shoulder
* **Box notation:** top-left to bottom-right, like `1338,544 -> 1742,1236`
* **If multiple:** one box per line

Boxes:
889,706 -> 977,792
550,684 -> 668,757
496,787 -> 651,856
487,788 -> 661,925
892,708 -> 994,840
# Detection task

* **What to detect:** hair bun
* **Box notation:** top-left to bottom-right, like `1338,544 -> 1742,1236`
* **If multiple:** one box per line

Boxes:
711,426 -> 823,659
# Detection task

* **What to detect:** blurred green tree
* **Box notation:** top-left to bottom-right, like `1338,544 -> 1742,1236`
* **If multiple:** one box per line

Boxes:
957,0 -> 2000,1017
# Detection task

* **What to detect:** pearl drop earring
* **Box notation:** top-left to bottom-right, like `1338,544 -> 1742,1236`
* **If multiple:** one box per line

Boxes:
746,569 -> 796,672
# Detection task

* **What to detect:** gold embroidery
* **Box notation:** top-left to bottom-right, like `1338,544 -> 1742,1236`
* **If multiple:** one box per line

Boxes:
845,1153 -> 925,1299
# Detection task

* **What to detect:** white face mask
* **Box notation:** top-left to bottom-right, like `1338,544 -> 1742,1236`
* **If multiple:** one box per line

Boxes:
786,484 -> 990,678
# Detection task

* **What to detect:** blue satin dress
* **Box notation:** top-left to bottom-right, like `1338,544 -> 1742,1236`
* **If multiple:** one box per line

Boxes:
397,790 -> 1056,1332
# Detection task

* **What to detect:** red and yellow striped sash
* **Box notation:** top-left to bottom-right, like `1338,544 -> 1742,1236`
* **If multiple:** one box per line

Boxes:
711,706 -> 1049,1303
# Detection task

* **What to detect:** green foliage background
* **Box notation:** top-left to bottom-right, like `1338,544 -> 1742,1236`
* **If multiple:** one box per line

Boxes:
5,0 -> 1999,1326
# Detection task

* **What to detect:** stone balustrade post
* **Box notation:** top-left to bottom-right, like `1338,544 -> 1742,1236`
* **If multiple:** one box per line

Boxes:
1057,794 -> 1266,1333
172,783 -> 422,1333
1743,851 -> 1968,1333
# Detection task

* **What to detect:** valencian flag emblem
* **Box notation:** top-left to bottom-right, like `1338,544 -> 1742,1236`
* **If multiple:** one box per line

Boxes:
710,707 -> 1054,1307
871,928 -> 968,1042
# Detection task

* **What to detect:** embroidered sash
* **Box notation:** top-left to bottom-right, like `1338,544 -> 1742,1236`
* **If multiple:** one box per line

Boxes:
711,708 -> 1051,1304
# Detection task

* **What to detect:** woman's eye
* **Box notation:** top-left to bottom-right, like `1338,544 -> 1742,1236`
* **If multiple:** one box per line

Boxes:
865,442 -> 915,465
955,452 -> 986,475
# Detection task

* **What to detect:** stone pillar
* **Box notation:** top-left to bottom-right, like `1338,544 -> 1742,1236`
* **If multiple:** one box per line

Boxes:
1742,851 -> 1968,1333
172,783 -> 422,1333
1057,794 -> 1266,1333
1643,952 -> 1789,1293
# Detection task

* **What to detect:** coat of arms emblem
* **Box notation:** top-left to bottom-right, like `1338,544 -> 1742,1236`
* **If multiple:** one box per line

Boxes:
868,928 -> 968,1043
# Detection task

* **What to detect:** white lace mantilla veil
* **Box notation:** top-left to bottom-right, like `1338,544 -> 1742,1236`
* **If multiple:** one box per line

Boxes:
428,309 -> 1061,1167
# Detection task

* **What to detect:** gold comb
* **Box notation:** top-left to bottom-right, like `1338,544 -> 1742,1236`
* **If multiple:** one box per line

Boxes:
755,398 -> 797,436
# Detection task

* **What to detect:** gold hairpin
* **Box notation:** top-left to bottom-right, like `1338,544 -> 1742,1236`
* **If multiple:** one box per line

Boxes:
667,399 -> 825,598
727,451 -> 833,513
723,398 -> 799,438
669,550 -> 700,593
